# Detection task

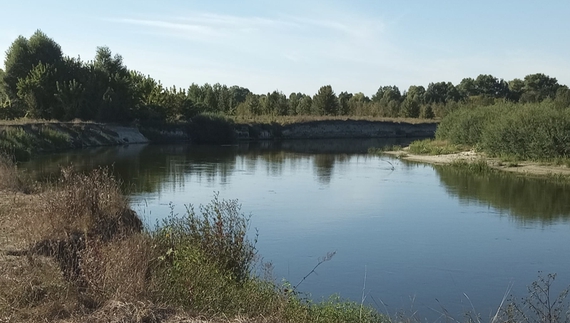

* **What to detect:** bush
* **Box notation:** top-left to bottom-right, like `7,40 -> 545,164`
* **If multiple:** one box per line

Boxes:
436,101 -> 570,160
408,139 -> 467,155
189,112 -> 235,144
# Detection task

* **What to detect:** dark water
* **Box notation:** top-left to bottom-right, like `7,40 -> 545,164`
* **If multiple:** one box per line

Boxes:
20,139 -> 570,321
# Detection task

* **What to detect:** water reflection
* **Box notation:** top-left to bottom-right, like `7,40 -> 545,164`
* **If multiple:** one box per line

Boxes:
21,138 -> 570,225
20,138 -> 415,193
434,165 -> 570,224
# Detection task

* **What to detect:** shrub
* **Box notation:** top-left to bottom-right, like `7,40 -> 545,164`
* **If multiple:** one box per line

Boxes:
408,139 -> 466,155
436,101 -> 570,160
189,112 -> 236,144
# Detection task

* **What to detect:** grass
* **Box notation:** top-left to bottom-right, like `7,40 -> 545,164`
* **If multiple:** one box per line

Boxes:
0,118 -> 95,126
232,115 -> 439,126
367,145 -> 403,155
0,125 -> 72,160
0,158 -> 386,323
408,139 -> 469,155
448,159 -> 493,173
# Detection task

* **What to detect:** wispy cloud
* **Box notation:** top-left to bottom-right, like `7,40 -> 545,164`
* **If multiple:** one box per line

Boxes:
107,6 -> 570,95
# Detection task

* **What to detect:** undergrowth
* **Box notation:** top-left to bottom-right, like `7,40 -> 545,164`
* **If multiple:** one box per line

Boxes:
408,139 -> 469,155
436,101 -> 570,160
0,165 -> 386,322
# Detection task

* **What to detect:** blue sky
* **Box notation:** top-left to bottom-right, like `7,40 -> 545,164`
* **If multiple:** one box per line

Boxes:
2,0 -> 569,96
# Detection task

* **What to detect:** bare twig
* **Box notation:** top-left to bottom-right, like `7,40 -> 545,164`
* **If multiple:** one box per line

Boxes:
293,251 -> 336,290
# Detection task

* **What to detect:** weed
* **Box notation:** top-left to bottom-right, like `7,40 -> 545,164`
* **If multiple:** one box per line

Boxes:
37,125 -> 71,149
449,159 -> 492,173
408,139 -> 467,155
498,273 -> 570,323
368,145 -> 403,155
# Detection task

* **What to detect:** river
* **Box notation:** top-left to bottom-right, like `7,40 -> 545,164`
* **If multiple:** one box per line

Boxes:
20,138 -> 570,321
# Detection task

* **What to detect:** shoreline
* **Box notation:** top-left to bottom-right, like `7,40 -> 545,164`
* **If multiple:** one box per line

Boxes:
384,148 -> 570,178
0,118 -> 437,160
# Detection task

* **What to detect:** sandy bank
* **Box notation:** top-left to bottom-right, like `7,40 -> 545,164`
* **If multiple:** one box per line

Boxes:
385,149 -> 570,178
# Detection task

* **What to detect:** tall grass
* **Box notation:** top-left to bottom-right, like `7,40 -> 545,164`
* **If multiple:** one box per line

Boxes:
408,139 -> 468,155
0,153 -> 26,191
437,101 -> 570,160
0,125 -> 71,160
2,166 -> 386,322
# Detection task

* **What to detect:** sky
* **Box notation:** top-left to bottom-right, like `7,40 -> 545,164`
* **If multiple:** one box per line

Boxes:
2,0 -> 570,96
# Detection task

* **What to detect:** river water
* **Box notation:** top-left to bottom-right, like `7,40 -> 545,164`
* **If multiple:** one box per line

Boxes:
20,139 -> 570,321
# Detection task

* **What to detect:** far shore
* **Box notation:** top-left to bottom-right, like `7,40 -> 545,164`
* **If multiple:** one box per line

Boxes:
384,148 -> 570,178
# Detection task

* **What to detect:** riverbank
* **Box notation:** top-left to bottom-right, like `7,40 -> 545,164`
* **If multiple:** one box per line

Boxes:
0,156 -> 384,323
382,145 -> 570,179
0,121 -> 150,160
0,117 -> 437,160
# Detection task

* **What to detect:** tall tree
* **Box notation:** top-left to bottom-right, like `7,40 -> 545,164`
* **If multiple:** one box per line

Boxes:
338,91 -> 352,115
425,82 -> 460,103
297,95 -> 312,115
312,85 -> 338,116
520,73 -> 559,103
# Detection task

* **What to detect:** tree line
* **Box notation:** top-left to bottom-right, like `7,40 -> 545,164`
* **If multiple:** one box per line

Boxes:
1,30 -> 569,123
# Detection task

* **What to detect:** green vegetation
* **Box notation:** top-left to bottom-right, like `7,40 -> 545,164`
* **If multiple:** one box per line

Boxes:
447,159 -> 492,173
1,30 -> 569,132
436,101 -> 570,160
407,139 -> 468,155
3,30 -> 570,160
0,158 -> 385,322
0,124 -> 71,159
367,145 -> 402,154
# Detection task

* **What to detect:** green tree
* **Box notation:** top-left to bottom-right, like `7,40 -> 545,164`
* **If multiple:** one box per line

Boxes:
312,85 -> 338,116
228,86 -> 249,113
406,85 -> 426,103
244,93 -> 262,115
297,95 -> 312,115
507,78 -> 524,102
458,77 -> 477,97
16,62 -> 58,118
520,73 -> 559,103
474,74 -> 509,98
338,91 -> 352,115
554,86 -> 570,109
400,97 -> 420,118
425,82 -> 460,104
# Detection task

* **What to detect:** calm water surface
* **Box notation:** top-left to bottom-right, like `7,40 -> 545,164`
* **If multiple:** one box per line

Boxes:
20,139 -> 570,321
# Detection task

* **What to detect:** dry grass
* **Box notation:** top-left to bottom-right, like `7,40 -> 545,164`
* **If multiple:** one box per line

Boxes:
0,154 -> 30,192
0,166 -> 147,322
232,115 -> 439,126
0,164 -> 385,323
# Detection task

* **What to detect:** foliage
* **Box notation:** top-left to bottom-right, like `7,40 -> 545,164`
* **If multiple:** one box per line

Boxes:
437,101 -> 570,160
189,112 -> 235,144
0,124 -> 71,160
312,85 -> 339,116
498,273 -> 570,323
0,30 -> 568,128
447,159 -> 492,173
408,139 -> 467,155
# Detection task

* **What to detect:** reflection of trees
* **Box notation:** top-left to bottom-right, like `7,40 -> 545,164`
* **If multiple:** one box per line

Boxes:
313,154 -> 335,184
435,165 -> 570,224
21,138 -> 413,193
